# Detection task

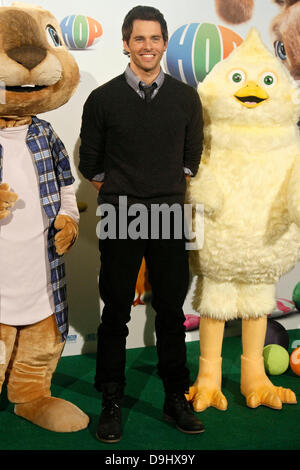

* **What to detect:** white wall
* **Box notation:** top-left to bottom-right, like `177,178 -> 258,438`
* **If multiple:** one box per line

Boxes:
4,0 -> 298,355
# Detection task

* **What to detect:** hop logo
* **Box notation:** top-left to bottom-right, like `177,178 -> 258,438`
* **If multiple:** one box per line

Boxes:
164,23 -> 243,87
60,15 -> 103,49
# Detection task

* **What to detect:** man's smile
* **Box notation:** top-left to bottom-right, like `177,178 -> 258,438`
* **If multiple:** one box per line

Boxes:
140,53 -> 155,58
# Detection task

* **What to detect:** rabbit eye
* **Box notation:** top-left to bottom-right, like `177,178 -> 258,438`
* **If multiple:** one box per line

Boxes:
46,25 -> 62,47
274,40 -> 287,61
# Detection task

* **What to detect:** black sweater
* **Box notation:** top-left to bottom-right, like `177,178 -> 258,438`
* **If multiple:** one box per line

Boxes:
79,73 -> 203,207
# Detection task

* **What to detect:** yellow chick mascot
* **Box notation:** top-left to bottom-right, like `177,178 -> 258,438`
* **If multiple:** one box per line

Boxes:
187,28 -> 299,411
0,3 -> 89,432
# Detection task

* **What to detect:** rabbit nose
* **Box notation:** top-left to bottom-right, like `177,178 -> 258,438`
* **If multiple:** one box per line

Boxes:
7,45 -> 46,70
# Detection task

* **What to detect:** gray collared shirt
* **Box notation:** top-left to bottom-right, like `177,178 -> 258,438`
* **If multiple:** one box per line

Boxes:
125,64 -> 165,100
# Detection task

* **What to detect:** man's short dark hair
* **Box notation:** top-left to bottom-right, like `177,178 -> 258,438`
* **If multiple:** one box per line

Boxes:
122,5 -> 168,44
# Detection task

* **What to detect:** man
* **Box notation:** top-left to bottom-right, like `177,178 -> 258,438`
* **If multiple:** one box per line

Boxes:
79,6 -> 204,443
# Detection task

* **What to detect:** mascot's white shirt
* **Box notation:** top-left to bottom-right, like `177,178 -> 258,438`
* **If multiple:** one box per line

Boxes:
0,125 -> 79,325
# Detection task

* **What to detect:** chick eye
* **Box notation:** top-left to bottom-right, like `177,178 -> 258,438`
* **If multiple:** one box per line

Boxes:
46,25 -> 62,47
229,70 -> 246,84
261,72 -> 277,87
274,40 -> 286,60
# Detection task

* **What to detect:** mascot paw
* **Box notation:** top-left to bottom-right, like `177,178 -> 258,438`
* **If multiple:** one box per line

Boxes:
186,385 -> 227,412
187,167 -> 223,218
202,195 -> 223,218
14,396 -> 89,432
188,189 -> 222,218
244,386 -> 297,410
54,214 -> 78,255
0,183 -> 18,219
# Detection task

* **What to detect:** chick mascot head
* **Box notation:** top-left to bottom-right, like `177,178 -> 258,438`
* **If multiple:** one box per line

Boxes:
187,28 -> 300,411
0,2 -> 89,432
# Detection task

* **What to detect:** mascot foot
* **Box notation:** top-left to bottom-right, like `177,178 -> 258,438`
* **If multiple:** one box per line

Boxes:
185,357 -> 227,412
14,396 -> 89,432
245,387 -> 296,410
186,386 -> 227,412
241,355 -> 297,410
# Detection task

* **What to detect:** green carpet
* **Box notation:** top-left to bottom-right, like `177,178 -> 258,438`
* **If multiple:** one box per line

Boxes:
1,330 -> 300,451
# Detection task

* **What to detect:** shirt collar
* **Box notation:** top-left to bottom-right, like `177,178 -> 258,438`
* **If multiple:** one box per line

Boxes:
125,64 -> 165,93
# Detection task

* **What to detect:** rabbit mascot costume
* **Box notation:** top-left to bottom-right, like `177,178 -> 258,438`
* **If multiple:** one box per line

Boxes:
0,2 -> 89,432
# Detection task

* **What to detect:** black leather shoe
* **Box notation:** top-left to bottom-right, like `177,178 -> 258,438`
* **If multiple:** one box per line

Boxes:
96,383 -> 123,443
163,393 -> 205,434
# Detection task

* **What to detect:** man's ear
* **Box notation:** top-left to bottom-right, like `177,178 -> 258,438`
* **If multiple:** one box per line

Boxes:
123,40 -> 130,54
163,40 -> 168,52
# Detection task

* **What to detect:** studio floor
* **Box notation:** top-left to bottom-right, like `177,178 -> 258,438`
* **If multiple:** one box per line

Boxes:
1,330 -> 300,453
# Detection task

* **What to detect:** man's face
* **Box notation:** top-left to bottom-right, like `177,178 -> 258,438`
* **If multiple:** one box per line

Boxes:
123,20 -> 168,77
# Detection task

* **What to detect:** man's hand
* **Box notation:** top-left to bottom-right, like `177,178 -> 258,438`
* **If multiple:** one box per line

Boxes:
54,214 -> 79,255
0,183 -> 18,220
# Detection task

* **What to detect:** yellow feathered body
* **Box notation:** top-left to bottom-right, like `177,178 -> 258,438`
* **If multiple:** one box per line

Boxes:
188,29 -> 300,320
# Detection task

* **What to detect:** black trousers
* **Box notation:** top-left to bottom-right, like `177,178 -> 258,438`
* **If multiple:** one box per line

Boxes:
95,210 -> 190,394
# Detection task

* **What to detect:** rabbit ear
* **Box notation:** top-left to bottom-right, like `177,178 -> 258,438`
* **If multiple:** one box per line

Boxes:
215,0 -> 254,24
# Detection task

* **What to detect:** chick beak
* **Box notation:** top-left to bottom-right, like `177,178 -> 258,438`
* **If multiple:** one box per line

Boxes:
234,81 -> 269,108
